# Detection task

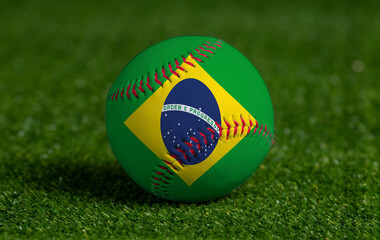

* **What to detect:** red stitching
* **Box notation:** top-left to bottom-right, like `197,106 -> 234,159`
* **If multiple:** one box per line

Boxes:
247,119 -> 252,134
199,46 -> 214,54
190,136 -> 201,150
263,125 -> 267,136
176,148 -> 188,159
132,83 -> 138,98
138,79 -> 145,94
214,42 -> 222,48
215,117 -> 274,146
199,132 -> 208,145
159,165 -> 174,175
183,142 -> 196,156
233,120 -> 239,137
196,48 -> 208,58
170,154 -> 180,163
203,43 -> 216,50
155,171 -> 170,180
154,71 -> 162,85
190,136 -> 199,143
224,119 -> 231,140
164,160 -> 178,171
120,88 -> 124,99
126,84 -> 131,99
182,56 -> 194,67
162,67 -> 170,81
172,131 -> 214,161
207,127 -> 215,139
168,63 -> 180,77
175,59 -> 185,72
240,116 -> 246,134
189,148 -> 196,156
146,76 -> 153,92
109,39 -> 223,102
189,53 -> 203,62
153,177 -> 168,184
215,121 -> 223,138
171,154 -> 183,165
253,120 -> 259,134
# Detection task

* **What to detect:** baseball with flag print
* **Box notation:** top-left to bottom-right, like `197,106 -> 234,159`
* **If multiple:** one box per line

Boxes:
106,36 -> 274,202
160,78 -> 221,166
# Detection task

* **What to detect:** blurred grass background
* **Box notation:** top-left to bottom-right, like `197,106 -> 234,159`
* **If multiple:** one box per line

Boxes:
0,0 -> 379,239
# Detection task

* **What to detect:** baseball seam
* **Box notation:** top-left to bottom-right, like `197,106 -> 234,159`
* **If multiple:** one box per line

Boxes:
151,163 -> 174,199
107,40 -> 223,102
107,39 -> 274,199
168,116 -> 274,167
151,114 -> 274,200
168,127 -> 218,166
148,41 -> 274,199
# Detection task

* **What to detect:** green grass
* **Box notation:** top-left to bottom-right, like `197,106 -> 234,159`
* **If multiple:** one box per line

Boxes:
0,0 -> 379,239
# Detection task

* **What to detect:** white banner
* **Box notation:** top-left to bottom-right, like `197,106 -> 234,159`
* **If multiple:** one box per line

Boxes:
162,104 -> 219,133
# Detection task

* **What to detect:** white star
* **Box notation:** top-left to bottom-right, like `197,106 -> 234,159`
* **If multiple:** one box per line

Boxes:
190,128 -> 192,131
174,136 -> 176,139
167,131 -> 170,135
165,113 -> 167,117
173,140 -> 175,143
178,123 -> 181,126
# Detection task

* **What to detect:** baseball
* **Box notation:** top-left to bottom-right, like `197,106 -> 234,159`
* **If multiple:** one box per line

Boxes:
106,36 -> 274,202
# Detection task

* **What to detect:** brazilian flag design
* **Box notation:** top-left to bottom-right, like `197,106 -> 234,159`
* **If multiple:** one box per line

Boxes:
106,36 -> 274,201
124,56 -> 255,186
